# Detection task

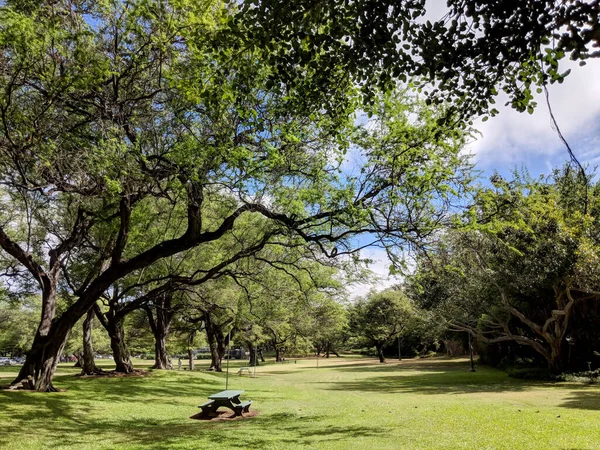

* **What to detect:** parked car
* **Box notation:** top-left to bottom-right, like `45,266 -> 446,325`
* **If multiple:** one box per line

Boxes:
0,357 -> 17,365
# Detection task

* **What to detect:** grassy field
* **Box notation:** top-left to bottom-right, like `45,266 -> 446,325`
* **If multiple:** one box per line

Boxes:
1,356 -> 599,449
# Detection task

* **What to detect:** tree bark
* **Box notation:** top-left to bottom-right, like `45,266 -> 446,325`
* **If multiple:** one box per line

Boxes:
11,276 -> 63,391
548,340 -> 563,373
81,308 -> 103,375
146,295 -> 174,370
375,343 -> 386,363
187,331 -> 196,371
13,318 -> 71,392
275,346 -> 282,362
106,314 -> 134,373
94,304 -> 135,374
248,345 -> 259,366
204,311 -> 228,372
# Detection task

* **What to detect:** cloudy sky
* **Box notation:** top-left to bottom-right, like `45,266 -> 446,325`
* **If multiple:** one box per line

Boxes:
349,57 -> 600,299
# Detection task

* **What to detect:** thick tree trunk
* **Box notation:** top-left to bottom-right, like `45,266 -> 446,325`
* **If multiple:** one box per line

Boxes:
13,318 -> 71,392
275,347 -> 282,362
375,343 -> 386,363
325,342 -> 331,358
204,312 -> 228,372
146,295 -> 174,370
74,352 -> 83,368
187,348 -> 195,371
81,308 -> 103,375
248,345 -> 259,366
548,340 -> 563,373
107,315 -> 134,373
11,277 -> 64,391
153,333 -> 172,370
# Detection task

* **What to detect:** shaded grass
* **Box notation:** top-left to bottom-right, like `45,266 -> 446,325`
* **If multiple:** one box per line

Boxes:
1,356 -> 600,449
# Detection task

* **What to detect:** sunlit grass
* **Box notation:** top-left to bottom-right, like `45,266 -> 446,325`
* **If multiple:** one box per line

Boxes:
1,356 -> 599,449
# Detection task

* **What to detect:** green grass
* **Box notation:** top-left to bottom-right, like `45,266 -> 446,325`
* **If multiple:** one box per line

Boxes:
1,356 -> 600,449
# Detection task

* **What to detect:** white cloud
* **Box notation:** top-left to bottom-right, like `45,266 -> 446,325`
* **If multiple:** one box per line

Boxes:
468,58 -> 600,170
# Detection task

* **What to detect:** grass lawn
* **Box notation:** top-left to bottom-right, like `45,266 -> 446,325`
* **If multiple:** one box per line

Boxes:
1,356 -> 599,449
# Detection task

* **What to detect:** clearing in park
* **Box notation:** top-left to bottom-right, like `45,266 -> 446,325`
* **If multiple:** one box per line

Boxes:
1,356 -> 599,450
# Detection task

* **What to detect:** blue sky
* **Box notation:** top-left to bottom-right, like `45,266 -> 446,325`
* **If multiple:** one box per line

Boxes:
349,57 -> 600,298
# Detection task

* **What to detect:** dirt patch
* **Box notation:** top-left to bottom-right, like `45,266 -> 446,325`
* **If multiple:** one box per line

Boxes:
190,409 -> 260,421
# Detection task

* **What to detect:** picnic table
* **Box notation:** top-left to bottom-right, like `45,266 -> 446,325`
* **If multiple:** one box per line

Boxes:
198,390 -> 252,417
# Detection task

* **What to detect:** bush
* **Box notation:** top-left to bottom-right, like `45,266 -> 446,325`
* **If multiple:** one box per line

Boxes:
557,369 -> 600,384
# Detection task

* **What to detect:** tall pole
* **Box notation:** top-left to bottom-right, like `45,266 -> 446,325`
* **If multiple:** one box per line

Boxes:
225,329 -> 231,389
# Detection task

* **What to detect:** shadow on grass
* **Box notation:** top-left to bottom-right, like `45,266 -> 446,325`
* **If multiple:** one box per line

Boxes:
321,361 -> 600,399
0,386 -> 384,450
559,390 -> 600,411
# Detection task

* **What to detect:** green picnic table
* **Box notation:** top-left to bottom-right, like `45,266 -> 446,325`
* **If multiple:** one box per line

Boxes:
198,390 -> 253,417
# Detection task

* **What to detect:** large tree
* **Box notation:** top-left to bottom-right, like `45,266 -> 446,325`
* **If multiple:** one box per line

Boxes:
0,0 -> 470,391
411,166 -> 600,372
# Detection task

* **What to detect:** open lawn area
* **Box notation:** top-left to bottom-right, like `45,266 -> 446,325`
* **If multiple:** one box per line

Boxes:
1,357 -> 599,450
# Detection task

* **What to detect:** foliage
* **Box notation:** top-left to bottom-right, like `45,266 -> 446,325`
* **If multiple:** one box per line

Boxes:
0,294 -> 39,356
349,288 -> 420,362
0,0 -> 471,390
410,165 -> 600,372
234,0 -> 600,119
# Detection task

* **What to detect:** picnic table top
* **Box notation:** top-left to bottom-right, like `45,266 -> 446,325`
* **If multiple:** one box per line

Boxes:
208,390 -> 244,400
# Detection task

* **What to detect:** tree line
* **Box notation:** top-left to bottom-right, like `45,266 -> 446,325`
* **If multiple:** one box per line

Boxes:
0,0 -> 598,390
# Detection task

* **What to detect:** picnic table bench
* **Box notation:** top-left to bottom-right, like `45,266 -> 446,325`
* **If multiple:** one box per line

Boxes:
198,390 -> 253,417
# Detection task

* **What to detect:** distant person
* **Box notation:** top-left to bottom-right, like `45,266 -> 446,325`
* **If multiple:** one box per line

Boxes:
178,358 -> 182,370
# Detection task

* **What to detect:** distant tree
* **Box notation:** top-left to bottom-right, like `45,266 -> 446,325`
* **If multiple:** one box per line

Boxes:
350,289 -> 417,363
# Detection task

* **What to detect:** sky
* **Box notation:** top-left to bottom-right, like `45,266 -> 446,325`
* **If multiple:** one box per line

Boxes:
348,57 -> 600,299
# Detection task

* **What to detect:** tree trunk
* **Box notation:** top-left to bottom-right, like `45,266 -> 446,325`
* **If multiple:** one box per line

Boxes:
204,312 -> 227,372
11,276 -> 64,391
258,348 -> 265,362
187,331 -> 196,371
81,308 -> 103,375
316,343 -> 323,357
375,343 -> 386,363
74,352 -> 83,368
468,333 -> 476,372
248,345 -> 259,366
107,315 -> 134,373
548,340 -> 563,373
146,295 -> 174,370
275,347 -> 282,362
13,319 -> 71,392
